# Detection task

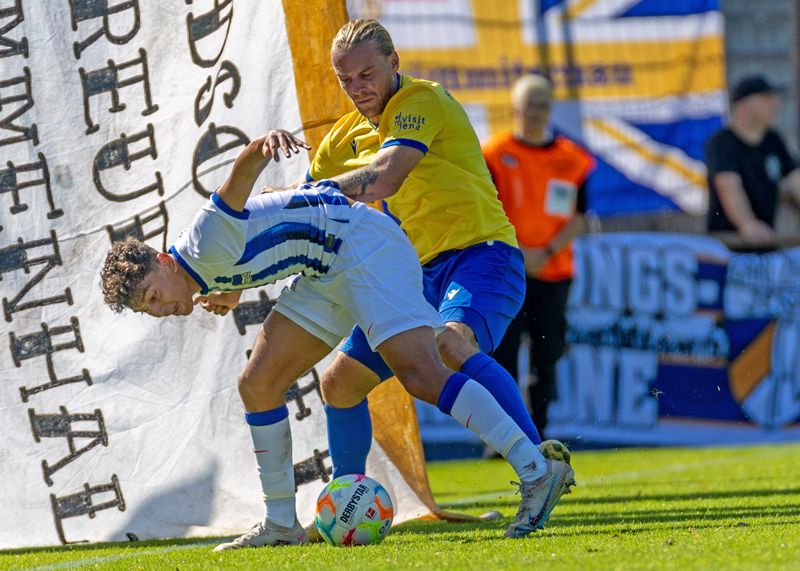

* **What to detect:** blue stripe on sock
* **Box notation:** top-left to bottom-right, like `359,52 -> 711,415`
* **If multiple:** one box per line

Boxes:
461,352 -> 542,444
245,405 -> 289,426
437,372 -> 470,415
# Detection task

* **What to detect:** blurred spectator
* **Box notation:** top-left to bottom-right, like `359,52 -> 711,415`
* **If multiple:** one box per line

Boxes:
482,74 -> 594,435
706,75 -> 800,245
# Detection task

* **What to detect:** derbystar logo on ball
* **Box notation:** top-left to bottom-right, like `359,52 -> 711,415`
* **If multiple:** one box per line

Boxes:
315,474 -> 395,547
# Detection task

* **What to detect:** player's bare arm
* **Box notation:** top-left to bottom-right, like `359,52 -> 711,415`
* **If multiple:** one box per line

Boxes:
331,144 -> 423,202
218,130 -> 309,210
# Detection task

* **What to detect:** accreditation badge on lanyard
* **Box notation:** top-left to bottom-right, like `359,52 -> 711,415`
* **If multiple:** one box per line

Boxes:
544,179 -> 577,217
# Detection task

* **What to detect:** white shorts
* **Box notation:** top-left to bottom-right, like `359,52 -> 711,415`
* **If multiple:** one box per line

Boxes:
274,205 -> 443,349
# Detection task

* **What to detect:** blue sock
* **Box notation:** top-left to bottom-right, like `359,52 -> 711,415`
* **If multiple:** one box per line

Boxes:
437,372 -> 469,414
460,353 -> 542,444
326,399 -> 372,478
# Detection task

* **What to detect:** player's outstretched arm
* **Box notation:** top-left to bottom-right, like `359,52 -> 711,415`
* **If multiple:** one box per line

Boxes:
217,130 -> 310,211
330,144 -> 423,203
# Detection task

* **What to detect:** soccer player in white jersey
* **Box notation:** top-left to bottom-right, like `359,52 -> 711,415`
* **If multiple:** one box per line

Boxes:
100,131 -> 573,550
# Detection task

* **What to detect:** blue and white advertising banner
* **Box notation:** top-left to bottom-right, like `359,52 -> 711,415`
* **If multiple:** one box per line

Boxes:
552,233 -> 800,445
418,233 -> 800,450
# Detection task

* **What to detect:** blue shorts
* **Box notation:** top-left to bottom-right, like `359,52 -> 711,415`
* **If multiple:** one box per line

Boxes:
341,240 -> 525,380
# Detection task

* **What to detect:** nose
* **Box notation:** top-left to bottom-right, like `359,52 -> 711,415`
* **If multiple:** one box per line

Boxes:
348,79 -> 367,98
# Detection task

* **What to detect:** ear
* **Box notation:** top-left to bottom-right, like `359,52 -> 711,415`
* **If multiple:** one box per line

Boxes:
156,252 -> 176,271
390,51 -> 399,73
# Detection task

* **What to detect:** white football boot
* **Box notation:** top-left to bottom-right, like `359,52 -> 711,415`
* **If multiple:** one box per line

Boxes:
212,518 -> 308,551
504,458 -> 574,539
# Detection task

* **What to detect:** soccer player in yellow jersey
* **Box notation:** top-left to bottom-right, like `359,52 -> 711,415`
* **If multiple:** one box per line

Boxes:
275,19 -> 573,538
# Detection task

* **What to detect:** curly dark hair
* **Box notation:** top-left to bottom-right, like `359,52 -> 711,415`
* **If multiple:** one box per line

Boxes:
100,236 -> 159,313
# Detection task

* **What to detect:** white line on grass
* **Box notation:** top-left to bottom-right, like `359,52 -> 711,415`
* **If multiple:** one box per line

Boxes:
23,541 -> 217,571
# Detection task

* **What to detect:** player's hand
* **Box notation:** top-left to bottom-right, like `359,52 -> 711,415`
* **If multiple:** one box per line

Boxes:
739,219 -> 777,245
260,185 -> 286,194
193,291 -> 242,316
259,129 -> 311,162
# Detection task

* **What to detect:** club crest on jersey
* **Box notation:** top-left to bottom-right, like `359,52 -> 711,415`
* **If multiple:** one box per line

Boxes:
501,153 -> 519,168
765,154 -> 782,182
394,111 -> 426,131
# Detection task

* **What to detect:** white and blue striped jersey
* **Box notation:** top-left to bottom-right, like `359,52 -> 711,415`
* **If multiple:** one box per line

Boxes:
169,180 -> 360,294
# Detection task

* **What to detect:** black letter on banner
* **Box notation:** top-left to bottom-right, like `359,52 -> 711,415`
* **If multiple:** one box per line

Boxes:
29,406 -> 108,486
232,290 -> 275,335
186,0 -> 233,68
194,60 -> 240,126
50,474 -> 126,545
1,230 -> 73,322
105,200 -> 169,251
0,66 -> 37,147
69,0 -> 141,59
284,369 -> 323,421
93,123 -> 163,201
11,317 -> 93,402
0,0 -> 28,59
79,48 -> 158,135
294,449 -> 332,490
1,153 -> 64,219
192,122 -> 248,198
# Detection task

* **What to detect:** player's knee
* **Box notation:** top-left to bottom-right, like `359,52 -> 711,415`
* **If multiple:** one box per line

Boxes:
237,368 -> 281,403
320,368 -> 354,407
320,356 -> 378,408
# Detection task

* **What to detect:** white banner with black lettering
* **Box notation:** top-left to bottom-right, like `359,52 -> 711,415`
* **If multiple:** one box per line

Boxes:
0,1 -> 429,549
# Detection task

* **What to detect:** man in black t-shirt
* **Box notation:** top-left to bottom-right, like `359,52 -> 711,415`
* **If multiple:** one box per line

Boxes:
706,75 -> 800,244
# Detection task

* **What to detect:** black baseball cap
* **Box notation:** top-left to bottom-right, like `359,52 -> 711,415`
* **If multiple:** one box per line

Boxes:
731,75 -> 786,103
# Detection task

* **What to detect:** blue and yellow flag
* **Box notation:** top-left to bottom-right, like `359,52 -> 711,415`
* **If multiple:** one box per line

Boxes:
350,0 -> 725,216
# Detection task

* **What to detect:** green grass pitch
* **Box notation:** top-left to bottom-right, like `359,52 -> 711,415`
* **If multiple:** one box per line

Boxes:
3,443 -> 799,570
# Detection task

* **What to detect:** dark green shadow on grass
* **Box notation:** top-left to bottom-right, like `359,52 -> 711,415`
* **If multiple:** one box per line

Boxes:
440,486 -> 800,511
553,503 -> 800,526
0,537 -> 218,557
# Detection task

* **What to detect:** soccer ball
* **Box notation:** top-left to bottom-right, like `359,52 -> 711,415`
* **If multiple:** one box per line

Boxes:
315,474 -> 394,546
539,439 -> 571,465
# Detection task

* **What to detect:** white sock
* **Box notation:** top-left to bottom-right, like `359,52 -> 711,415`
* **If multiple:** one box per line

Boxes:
249,417 -> 297,527
450,379 -> 547,482
506,437 -> 547,482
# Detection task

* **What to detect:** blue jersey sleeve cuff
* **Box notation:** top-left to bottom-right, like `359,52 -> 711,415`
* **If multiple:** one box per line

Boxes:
380,138 -> 428,155
212,192 -> 249,220
305,168 -> 315,182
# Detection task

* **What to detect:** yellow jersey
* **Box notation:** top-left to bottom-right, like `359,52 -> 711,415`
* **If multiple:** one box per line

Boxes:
308,74 -> 517,264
